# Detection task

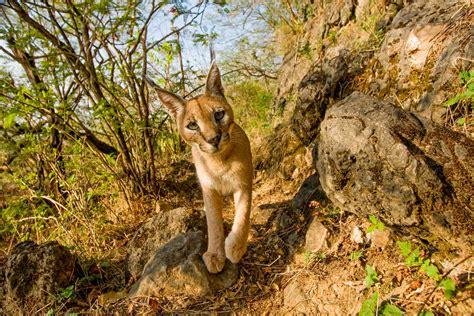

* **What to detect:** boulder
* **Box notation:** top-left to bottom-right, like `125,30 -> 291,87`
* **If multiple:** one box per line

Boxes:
0,241 -> 78,315
317,92 -> 473,252
125,207 -> 204,282
129,231 -> 238,299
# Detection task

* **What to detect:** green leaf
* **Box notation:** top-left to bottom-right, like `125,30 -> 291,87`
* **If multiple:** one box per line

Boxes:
59,285 -> 75,299
456,117 -> 466,126
459,70 -> 473,84
380,303 -> 404,316
397,241 -> 412,257
359,291 -> 378,316
3,112 -> 17,129
439,278 -> 456,299
443,95 -> 460,107
350,250 -> 364,261
420,259 -> 440,280
365,264 -> 379,288
405,247 -> 423,267
419,311 -> 435,316
367,215 -> 385,233
100,259 -> 110,268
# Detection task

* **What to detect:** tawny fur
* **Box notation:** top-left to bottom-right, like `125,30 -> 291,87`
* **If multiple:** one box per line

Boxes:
154,61 -> 253,273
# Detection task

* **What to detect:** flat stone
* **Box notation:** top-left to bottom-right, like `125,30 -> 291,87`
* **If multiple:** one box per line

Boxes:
305,220 -> 329,252
351,226 -> 365,244
367,229 -> 391,249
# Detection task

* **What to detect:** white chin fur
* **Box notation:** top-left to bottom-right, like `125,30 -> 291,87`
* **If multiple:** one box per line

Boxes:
199,140 -> 229,154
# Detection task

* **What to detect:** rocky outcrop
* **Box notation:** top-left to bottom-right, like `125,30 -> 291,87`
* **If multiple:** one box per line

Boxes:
0,241 -> 78,314
125,207 -> 204,282
291,50 -> 350,145
259,0 -> 406,175
316,92 -> 473,251
129,231 -> 238,299
373,0 -> 473,121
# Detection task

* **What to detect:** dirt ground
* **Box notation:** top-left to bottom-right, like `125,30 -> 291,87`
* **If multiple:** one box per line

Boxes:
75,172 -> 473,315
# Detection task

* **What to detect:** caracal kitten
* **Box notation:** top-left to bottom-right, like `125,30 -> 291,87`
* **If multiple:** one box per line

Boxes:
153,61 -> 253,273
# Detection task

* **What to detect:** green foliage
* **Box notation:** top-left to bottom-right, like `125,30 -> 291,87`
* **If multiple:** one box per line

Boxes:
227,80 -> 273,137
298,41 -> 312,58
349,249 -> 364,261
444,70 -> 473,128
58,285 -> 75,300
397,241 -> 423,267
365,265 -> 379,288
1,199 -> 52,240
359,291 -> 405,316
419,311 -> 435,316
379,303 -> 404,316
444,70 -> 474,108
367,215 -> 385,233
398,241 -> 457,300
3,112 -> 17,129
420,259 -> 440,281
304,250 -> 326,267
359,291 -> 378,316
439,278 -> 456,299
397,241 -> 412,257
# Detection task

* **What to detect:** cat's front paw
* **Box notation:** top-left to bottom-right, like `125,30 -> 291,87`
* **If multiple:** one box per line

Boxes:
225,232 -> 247,264
202,251 -> 225,273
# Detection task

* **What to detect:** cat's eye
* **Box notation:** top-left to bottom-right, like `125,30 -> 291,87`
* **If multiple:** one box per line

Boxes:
187,121 -> 199,130
214,110 -> 225,121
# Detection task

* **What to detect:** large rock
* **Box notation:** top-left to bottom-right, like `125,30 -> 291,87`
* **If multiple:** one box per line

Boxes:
129,231 -> 238,299
374,0 -> 473,121
317,92 -> 473,252
0,241 -> 78,314
125,207 -> 204,282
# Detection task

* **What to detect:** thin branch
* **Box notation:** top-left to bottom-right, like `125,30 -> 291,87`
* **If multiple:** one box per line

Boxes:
147,3 -> 206,51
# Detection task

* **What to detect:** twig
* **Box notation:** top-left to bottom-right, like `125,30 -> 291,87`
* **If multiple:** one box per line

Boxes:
242,255 -> 281,267
417,255 -> 473,314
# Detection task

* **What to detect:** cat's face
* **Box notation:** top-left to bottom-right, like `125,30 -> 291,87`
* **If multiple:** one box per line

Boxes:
176,94 -> 234,154
154,61 -> 235,154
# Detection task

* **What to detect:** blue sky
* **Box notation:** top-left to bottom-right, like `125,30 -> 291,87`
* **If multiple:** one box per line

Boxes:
0,1 -> 269,79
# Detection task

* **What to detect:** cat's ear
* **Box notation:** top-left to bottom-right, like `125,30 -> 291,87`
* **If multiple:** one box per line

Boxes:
205,60 -> 225,98
156,87 -> 186,117
150,85 -> 185,118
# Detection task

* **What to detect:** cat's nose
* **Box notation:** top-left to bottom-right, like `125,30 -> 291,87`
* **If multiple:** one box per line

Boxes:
207,134 -> 221,147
